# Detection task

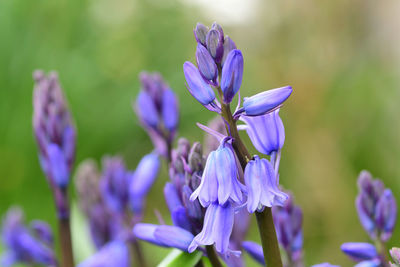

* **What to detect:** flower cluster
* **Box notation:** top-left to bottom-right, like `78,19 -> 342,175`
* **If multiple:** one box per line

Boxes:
1,207 -> 57,267
341,171 -> 397,266
135,72 -> 179,158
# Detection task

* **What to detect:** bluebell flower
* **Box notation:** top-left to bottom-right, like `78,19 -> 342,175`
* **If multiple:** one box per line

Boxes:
341,242 -> 378,262
100,156 -> 130,214
356,170 -> 397,241
188,202 -> 235,255
183,61 -> 216,106
1,207 -> 57,267
30,220 -> 54,247
190,138 -> 243,207
272,193 -> 303,264
129,152 -> 160,215
244,155 -> 287,212
194,23 -> 208,46
196,44 -> 218,83
135,72 -> 179,157
222,36 -> 237,66
133,224 -> 194,252
33,70 -> 76,194
242,241 -> 265,265
164,182 -> 192,231
77,240 -> 129,267
220,49 -> 243,103
242,86 -> 293,116
239,109 -> 285,156
206,28 -> 224,63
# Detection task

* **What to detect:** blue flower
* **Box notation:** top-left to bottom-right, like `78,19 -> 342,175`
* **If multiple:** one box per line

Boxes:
242,86 -> 292,116
244,156 -> 287,212
77,241 -> 129,267
190,139 -> 243,207
220,49 -> 243,103
341,242 -> 378,262
196,44 -> 218,83
188,202 -> 235,255
239,109 -> 285,156
242,241 -> 265,265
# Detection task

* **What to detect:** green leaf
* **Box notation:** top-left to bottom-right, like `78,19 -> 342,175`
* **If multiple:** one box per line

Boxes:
157,249 -> 203,267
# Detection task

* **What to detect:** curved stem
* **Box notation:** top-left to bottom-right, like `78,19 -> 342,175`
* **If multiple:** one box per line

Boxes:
205,245 -> 223,267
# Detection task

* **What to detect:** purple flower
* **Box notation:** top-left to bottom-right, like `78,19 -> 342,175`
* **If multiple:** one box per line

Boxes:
312,263 -> 340,267
244,155 -> 287,212
194,23 -> 208,46
1,207 -> 57,267
133,224 -> 195,252
220,49 -> 243,103
100,156 -> 130,214
222,36 -> 237,66
33,70 -> 76,189
190,139 -> 243,207
356,170 -> 397,241
242,86 -> 293,116
242,241 -> 265,265
239,109 -> 285,156
163,182 -> 192,231
206,28 -> 224,63
341,242 -> 378,262
183,61 -> 216,106
196,44 -> 218,83
30,220 -> 54,247
272,194 -> 303,263
135,72 -> 179,156
77,241 -> 129,267
129,153 -> 160,215
188,202 -> 235,255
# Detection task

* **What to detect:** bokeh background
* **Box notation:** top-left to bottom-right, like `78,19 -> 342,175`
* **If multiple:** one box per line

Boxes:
1,0 -> 400,265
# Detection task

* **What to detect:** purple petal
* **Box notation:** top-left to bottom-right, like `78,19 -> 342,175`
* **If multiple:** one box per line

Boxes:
196,44 -> 218,82
243,86 -> 292,116
341,242 -> 378,261
242,241 -> 265,265
183,62 -> 216,106
162,89 -> 179,132
47,143 -> 69,188
221,50 -> 243,103
136,90 -> 159,128
154,225 -> 194,252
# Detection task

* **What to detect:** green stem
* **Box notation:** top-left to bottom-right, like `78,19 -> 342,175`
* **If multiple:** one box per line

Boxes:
130,239 -> 147,267
219,99 -> 283,267
206,245 -> 223,267
58,217 -> 74,267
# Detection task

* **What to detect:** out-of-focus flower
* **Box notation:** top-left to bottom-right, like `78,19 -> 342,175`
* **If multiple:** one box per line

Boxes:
311,263 -> 340,267
1,207 -> 57,267
242,241 -> 265,265
341,242 -> 378,262
390,247 -> 400,266
238,109 -> 285,156
272,193 -> 303,265
134,72 -> 179,157
242,86 -> 292,116
204,116 -> 226,154
196,44 -> 218,84
356,170 -> 397,241
244,155 -> 287,212
77,241 -> 129,267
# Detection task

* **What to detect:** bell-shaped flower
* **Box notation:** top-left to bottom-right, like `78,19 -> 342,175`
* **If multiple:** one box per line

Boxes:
133,224 -> 194,252
196,44 -> 218,83
221,49 -> 243,103
239,109 -> 285,156
190,139 -> 243,207
244,156 -> 287,212
129,153 -> 160,214
188,202 -> 235,254
77,241 -> 129,267
183,62 -> 216,106
242,86 -> 292,116
341,242 -> 378,262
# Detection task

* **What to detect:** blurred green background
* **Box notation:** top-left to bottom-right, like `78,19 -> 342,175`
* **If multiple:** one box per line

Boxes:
1,0 -> 400,265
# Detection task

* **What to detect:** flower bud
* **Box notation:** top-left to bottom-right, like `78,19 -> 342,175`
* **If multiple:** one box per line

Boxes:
194,23 -> 208,46
341,242 -> 378,262
196,44 -> 218,83
183,62 -> 216,106
243,86 -> 293,116
136,90 -> 159,128
162,89 -> 179,132
221,50 -> 243,103
242,241 -> 265,265
206,29 -> 224,63
47,143 -> 69,188
221,36 -> 237,66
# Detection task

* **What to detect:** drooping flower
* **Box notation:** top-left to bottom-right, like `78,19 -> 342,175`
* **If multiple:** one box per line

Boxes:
77,240 -> 129,267
1,207 -> 57,267
188,202 -> 235,255
356,170 -> 397,241
220,49 -> 243,103
238,109 -> 285,156
242,86 -> 293,116
244,155 -> 287,212
272,193 -> 303,264
190,138 -> 243,207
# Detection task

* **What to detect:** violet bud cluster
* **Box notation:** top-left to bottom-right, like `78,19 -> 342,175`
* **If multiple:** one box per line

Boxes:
1,207 -> 57,267
33,70 -> 76,218
77,240 -> 129,267
135,72 -> 179,157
